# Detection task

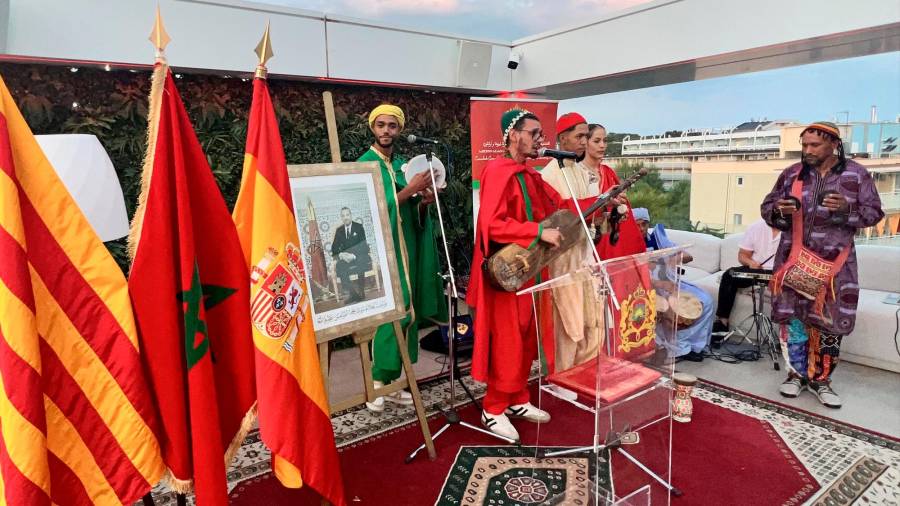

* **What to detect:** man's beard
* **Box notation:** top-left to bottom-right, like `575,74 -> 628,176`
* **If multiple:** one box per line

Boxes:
803,154 -> 823,167
377,137 -> 394,148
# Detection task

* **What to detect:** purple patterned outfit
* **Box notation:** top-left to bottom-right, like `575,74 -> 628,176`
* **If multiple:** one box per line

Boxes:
761,160 -> 883,382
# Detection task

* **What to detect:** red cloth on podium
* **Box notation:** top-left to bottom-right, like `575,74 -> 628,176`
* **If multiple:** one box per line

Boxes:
547,355 -> 661,403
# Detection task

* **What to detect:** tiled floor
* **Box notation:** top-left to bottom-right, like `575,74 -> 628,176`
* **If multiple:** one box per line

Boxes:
326,343 -> 448,405
675,353 -> 900,438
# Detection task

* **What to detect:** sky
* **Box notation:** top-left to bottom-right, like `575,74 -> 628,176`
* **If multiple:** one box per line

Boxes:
259,0 -> 652,40
558,52 -> 900,135
261,0 -> 899,135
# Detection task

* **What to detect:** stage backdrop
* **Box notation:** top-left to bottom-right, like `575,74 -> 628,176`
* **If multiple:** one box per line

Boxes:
470,98 -> 558,182
469,98 -> 558,227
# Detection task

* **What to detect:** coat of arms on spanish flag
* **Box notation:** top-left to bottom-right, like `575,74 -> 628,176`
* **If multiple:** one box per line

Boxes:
250,244 -> 307,348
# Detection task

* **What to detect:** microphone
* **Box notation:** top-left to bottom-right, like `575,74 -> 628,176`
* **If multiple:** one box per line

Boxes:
407,134 -> 440,145
538,148 -> 578,159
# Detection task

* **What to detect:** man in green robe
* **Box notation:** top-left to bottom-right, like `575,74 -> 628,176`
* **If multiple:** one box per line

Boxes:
358,104 -> 448,412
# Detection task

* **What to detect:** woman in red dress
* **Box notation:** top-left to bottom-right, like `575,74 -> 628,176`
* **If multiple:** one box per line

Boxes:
580,124 -> 646,259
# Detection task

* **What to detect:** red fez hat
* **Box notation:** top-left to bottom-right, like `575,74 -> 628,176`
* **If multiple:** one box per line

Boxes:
557,112 -> 587,134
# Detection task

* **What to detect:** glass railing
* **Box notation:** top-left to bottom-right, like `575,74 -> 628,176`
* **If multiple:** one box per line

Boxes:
856,234 -> 900,247
879,191 -> 900,211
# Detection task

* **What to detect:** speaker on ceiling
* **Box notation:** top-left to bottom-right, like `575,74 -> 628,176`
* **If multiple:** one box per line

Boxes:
456,40 -> 492,89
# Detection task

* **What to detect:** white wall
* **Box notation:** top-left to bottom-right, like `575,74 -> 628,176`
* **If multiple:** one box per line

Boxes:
3,0 -> 513,92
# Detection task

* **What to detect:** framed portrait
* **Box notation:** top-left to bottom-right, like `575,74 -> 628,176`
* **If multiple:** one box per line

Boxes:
287,161 -> 406,343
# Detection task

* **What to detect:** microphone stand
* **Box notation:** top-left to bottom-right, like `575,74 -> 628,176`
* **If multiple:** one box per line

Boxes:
405,149 -> 514,464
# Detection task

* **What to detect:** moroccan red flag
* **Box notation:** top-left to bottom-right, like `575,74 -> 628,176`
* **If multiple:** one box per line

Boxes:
128,63 -> 256,504
233,73 -> 346,505
305,198 -> 330,291
606,257 -> 656,360
0,75 -> 165,504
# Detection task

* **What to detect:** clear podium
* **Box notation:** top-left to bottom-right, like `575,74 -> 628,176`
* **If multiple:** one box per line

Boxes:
518,246 -> 687,506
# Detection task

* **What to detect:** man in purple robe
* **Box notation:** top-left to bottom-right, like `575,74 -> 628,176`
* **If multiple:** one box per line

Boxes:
761,121 -> 883,409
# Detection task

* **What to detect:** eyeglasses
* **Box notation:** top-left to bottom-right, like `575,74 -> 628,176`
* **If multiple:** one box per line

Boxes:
516,127 -> 544,140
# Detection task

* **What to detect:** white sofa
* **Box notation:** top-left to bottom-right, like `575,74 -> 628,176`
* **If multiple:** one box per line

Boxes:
666,230 -> 900,373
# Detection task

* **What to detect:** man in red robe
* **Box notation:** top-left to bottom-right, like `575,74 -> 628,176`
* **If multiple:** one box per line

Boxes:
468,109 -> 597,442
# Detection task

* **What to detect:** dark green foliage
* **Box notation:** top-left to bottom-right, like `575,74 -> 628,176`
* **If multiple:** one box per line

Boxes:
1,63 -> 475,275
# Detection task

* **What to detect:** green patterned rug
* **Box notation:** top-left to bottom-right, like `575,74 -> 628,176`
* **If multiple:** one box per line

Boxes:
435,446 -> 608,506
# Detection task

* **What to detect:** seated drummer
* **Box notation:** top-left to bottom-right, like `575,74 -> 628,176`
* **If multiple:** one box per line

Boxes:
633,208 -> 714,362
711,218 -> 781,346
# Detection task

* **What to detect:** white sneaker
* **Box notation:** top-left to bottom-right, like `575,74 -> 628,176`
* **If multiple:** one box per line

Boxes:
779,376 -> 804,398
385,389 -> 414,406
505,402 -> 551,423
365,395 -> 384,413
371,380 -> 414,407
810,382 -> 842,409
481,411 -> 519,442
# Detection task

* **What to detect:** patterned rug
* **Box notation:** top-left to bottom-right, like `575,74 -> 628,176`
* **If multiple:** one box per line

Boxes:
147,373 -> 900,505
694,382 -> 900,505
435,446 -> 606,506
810,456 -> 896,506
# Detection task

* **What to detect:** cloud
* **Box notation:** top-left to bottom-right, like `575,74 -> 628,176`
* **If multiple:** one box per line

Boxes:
346,0 -> 466,15
488,0 -> 655,35
260,0 -> 655,39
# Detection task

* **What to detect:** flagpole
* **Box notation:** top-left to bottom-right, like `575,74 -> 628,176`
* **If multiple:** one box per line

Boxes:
146,7 -> 189,506
247,22 -> 338,506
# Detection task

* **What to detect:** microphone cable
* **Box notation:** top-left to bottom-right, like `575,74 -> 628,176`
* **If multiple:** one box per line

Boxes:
893,306 -> 900,360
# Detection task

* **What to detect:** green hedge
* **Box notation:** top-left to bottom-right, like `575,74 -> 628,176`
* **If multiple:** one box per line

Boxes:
1,62 -> 475,275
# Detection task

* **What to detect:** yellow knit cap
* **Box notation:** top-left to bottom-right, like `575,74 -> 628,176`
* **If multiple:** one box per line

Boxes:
368,104 -> 405,130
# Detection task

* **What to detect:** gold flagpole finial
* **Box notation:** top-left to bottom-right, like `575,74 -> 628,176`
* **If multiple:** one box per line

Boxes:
149,5 -> 171,62
254,21 -> 274,79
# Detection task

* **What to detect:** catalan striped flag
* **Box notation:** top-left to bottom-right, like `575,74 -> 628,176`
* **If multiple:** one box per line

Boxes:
127,62 -> 256,505
233,72 -> 346,505
0,75 -> 165,504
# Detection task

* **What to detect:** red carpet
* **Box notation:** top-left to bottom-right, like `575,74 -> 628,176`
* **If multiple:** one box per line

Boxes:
229,386 -> 817,505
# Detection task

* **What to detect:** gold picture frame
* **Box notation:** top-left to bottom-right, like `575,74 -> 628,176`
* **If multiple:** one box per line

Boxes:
287,161 -> 406,343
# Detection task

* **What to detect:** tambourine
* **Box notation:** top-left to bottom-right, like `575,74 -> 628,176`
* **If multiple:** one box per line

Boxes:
402,154 -> 447,190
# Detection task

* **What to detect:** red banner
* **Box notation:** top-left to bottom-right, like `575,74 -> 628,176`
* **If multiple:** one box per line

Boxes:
470,98 -> 558,182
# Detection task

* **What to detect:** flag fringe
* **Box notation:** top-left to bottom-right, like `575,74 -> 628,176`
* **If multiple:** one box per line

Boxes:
156,400 -> 256,497
127,62 -> 167,267
162,468 -> 194,495
224,402 -> 258,469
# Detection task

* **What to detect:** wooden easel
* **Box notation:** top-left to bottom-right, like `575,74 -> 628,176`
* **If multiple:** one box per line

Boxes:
317,322 -> 435,454
316,91 -> 436,464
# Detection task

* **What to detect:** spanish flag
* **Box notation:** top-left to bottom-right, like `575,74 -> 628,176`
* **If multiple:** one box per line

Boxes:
127,62 -> 256,504
233,74 -> 346,504
0,76 -> 165,503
